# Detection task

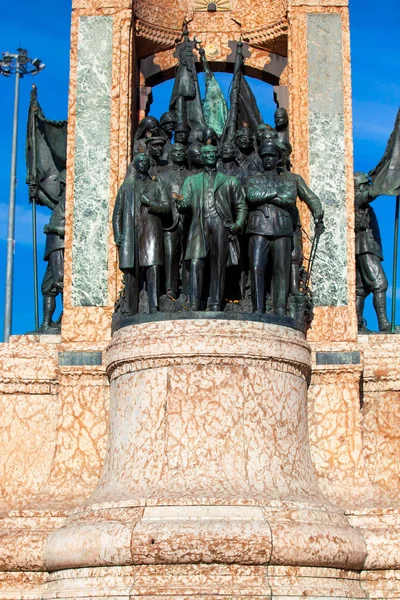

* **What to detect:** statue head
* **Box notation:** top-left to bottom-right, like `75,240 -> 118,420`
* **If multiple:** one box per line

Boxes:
171,143 -> 186,165
203,127 -> 218,146
134,153 -> 151,174
135,116 -> 160,141
220,142 -> 237,162
259,141 -> 281,171
146,136 -> 166,159
354,171 -> 370,191
160,111 -> 178,135
192,125 -> 206,144
274,107 -> 288,130
256,125 -> 278,147
200,143 -> 218,168
188,143 -> 203,170
235,125 -> 254,152
174,122 -> 191,145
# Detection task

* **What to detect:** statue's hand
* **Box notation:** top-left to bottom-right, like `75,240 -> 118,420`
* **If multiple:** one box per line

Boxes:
141,194 -> 150,207
115,233 -> 123,247
313,205 -> 324,224
44,224 -> 50,234
229,222 -> 242,235
29,183 -> 38,197
173,192 -> 184,204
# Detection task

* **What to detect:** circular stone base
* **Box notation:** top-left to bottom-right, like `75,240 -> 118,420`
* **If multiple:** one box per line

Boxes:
43,564 -> 368,599
44,320 -> 366,579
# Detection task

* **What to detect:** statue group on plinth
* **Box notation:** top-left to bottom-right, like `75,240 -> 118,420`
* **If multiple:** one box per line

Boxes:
113,28 -> 324,329
24,25 -> 400,335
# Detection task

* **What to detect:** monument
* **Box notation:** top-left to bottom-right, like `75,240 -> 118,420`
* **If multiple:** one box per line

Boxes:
1,1 -> 400,599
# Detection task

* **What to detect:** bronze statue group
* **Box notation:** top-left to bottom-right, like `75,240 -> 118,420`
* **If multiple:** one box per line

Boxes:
113,107 -> 324,321
26,26 -> 397,334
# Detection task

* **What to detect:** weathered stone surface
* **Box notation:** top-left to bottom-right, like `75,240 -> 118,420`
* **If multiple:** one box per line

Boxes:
307,14 -> 348,307
72,16 -> 113,307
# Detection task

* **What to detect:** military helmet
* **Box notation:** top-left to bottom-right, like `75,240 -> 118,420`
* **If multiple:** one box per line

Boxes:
354,171 -> 369,185
160,111 -> 178,126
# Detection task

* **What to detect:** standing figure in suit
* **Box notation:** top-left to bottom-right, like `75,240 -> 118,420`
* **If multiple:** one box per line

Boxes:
245,142 -> 297,315
113,153 -> 170,314
177,144 -> 248,311
158,144 -> 190,299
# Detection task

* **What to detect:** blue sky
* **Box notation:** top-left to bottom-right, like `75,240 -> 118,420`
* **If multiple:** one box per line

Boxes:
0,0 -> 399,338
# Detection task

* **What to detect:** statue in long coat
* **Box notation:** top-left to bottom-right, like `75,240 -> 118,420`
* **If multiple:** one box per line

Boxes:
113,153 -> 170,314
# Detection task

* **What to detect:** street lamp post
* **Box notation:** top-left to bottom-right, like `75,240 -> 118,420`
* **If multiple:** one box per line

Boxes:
1,49 -> 45,342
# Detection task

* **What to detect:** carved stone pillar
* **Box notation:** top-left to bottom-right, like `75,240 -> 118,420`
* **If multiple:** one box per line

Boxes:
288,0 -> 357,343
61,0 -> 134,344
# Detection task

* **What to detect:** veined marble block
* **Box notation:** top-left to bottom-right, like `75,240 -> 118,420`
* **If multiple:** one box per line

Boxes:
307,13 -> 348,307
72,15 -> 113,307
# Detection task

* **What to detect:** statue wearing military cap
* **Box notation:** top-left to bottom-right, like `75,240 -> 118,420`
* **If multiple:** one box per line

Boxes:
354,171 -> 391,332
245,141 -> 297,315
174,122 -> 191,147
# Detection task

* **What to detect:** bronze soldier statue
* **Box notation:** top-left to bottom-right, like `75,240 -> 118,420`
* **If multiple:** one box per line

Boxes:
177,144 -> 248,311
354,171 -> 391,332
113,153 -> 170,314
174,122 -> 191,147
133,116 -> 160,154
255,124 -> 277,150
245,142 -> 297,315
159,111 -> 178,161
203,126 -> 218,146
146,136 -> 168,176
274,107 -> 292,171
158,144 -> 190,299
280,169 -> 324,295
39,169 -> 66,332
234,125 -> 262,175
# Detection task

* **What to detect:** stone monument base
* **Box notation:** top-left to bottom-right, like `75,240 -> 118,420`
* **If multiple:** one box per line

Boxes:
43,319 -> 365,598
43,564 -> 367,599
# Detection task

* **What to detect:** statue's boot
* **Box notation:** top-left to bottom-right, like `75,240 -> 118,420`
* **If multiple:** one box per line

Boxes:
373,291 -> 391,332
147,265 -> 160,314
290,264 -> 300,295
355,295 -> 369,332
40,296 -> 56,331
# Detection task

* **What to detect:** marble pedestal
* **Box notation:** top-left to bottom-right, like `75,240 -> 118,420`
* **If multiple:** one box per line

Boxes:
43,318 -> 367,599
